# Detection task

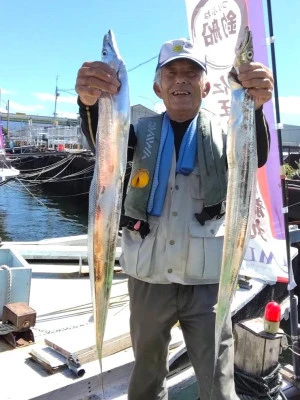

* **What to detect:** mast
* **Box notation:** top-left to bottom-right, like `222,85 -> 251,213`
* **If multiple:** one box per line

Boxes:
6,100 -> 10,140
266,0 -> 300,380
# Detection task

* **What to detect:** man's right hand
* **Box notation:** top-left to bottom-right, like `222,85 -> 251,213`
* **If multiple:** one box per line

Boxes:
75,61 -> 120,106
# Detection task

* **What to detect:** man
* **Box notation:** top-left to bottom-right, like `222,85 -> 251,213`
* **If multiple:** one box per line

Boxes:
76,38 -> 273,400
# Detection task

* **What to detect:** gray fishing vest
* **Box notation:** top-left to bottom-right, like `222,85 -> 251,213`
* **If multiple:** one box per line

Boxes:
124,109 -> 227,221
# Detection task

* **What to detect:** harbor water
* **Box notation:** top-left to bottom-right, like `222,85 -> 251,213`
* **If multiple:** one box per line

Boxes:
0,180 -> 88,242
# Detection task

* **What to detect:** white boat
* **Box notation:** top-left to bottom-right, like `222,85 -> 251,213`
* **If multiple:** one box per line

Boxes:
0,152 -> 20,181
0,118 -> 20,181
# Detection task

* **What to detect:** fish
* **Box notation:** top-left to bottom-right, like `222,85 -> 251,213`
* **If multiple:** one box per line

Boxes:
214,26 -> 257,362
88,29 -> 130,380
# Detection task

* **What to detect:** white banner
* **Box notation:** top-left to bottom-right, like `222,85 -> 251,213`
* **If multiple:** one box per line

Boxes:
185,0 -> 289,284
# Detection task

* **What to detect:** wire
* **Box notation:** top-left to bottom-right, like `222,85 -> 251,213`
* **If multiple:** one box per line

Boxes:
16,178 -> 48,208
128,55 -> 158,72
58,89 -> 77,95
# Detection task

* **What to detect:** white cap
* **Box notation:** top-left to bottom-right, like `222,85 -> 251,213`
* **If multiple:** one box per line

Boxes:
156,38 -> 207,73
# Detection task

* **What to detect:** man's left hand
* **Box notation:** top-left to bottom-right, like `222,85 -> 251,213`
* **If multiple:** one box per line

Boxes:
238,62 -> 274,110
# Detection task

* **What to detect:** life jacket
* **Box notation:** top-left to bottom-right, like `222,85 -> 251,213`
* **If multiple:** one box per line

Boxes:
124,109 -> 227,223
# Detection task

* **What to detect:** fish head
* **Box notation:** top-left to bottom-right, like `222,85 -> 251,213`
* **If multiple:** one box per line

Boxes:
234,26 -> 254,68
102,30 -> 122,72
228,27 -> 254,84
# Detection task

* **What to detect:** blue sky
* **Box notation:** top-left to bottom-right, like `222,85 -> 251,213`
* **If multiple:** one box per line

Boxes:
0,0 -> 299,126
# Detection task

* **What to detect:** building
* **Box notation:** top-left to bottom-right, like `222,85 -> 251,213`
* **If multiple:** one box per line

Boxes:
130,104 -> 157,125
0,104 -> 158,151
281,124 -> 300,151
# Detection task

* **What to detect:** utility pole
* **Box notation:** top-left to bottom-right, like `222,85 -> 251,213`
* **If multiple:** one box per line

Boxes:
53,75 -> 60,126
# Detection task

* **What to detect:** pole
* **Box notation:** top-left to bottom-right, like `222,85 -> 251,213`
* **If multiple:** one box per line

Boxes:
266,0 -> 300,380
7,100 -> 9,140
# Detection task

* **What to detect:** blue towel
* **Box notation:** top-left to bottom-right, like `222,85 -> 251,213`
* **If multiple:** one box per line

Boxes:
176,115 -> 198,175
147,114 -> 173,216
147,114 -> 198,217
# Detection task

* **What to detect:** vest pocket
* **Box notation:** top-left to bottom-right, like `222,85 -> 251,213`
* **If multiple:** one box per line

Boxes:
120,222 -> 159,279
190,167 -> 204,200
186,220 -> 224,280
136,222 -> 159,278
120,228 -> 142,275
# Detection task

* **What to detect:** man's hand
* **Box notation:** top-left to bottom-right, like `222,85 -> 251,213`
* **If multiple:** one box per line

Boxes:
75,61 -> 120,106
238,62 -> 274,110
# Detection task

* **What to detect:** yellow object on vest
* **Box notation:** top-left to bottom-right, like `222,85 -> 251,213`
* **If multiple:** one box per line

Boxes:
131,169 -> 150,188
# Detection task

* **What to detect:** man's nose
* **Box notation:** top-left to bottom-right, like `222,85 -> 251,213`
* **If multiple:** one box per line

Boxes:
176,75 -> 187,84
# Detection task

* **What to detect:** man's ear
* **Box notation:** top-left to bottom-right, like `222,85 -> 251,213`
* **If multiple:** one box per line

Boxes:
153,82 -> 163,99
202,81 -> 211,98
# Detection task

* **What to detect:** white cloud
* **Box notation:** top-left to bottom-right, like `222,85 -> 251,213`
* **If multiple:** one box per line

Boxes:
58,95 -> 77,105
1,100 -> 45,114
0,89 -> 77,117
33,92 -> 55,102
57,111 -> 79,119
279,96 -> 300,116
0,88 -> 11,95
33,92 -> 77,105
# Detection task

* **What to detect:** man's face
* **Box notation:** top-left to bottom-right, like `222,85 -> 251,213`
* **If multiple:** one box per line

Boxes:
153,59 -> 210,122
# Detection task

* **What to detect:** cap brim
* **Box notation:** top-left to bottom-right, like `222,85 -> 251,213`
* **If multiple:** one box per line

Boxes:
157,55 -> 207,73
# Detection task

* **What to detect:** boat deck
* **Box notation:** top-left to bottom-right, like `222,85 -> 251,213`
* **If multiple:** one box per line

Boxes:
0,260 -> 199,400
0,238 -> 299,399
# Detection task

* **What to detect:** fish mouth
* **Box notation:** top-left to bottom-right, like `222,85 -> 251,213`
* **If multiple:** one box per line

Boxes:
171,90 -> 191,96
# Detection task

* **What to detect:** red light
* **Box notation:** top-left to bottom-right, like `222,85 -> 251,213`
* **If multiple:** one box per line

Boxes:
264,301 -> 281,322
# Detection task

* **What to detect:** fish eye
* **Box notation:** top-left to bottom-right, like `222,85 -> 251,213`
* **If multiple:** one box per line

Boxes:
247,51 -> 253,59
102,50 -> 108,57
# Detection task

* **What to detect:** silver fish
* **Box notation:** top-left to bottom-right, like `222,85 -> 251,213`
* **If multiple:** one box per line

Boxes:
88,30 -> 130,376
215,27 -> 257,359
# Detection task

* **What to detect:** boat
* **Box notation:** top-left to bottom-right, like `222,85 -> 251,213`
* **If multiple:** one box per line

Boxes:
0,156 -> 20,181
0,234 -> 300,399
0,117 -> 19,182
